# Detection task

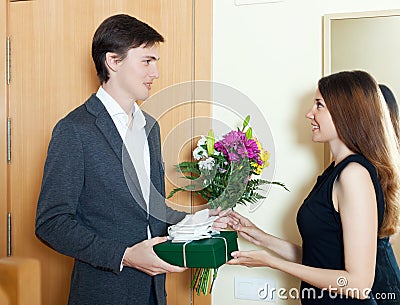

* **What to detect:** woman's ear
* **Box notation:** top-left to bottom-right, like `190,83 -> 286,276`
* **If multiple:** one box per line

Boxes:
105,52 -> 120,72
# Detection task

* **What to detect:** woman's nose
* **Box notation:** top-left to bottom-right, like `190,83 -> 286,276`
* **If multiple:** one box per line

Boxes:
305,108 -> 315,119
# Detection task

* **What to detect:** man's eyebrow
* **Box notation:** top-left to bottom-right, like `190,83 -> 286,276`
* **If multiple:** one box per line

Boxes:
143,55 -> 160,61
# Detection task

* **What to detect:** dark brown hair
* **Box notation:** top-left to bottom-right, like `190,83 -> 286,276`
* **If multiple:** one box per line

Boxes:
319,70 -> 400,237
379,84 -> 400,141
92,14 -> 164,84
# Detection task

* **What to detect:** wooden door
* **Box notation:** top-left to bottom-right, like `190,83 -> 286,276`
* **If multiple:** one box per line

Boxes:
2,0 -> 212,304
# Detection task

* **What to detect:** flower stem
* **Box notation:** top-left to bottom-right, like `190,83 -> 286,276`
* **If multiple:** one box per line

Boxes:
190,267 -> 220,296
209,268 -> 218,293
190,268 -> 201,289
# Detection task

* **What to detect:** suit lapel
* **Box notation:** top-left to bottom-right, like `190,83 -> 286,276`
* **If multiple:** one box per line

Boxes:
85,95 -> 147,212
144,115 -> 160,192
86,94 -> 123,162
144,114 -> 165,222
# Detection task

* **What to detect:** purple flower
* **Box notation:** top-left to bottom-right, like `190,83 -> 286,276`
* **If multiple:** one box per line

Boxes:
218,167 -> 227,174
245,138 -> 263,165
228,152 -> 240,162
215,130 -> 261,164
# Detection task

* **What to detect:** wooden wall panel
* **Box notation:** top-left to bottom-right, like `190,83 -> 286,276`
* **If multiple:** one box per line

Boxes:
8,3 -> 75,304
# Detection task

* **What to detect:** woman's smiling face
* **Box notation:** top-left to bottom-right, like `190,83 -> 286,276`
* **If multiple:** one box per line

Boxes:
305,89 -> 338,144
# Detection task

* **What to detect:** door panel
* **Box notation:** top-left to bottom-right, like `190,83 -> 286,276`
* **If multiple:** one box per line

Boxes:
8,3 -> 75,304
6,0 -> 211,304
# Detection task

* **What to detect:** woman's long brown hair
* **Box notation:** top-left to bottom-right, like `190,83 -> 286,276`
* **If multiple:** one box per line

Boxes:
319,70 -> 400,237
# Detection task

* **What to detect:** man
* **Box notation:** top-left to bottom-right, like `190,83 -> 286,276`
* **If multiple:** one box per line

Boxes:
36,14 -> 188,305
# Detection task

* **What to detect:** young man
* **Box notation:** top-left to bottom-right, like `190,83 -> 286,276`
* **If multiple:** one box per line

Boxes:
35,14 -> 187,305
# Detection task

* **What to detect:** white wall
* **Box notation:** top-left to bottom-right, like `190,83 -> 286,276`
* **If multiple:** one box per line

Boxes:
212,1 -> 400,304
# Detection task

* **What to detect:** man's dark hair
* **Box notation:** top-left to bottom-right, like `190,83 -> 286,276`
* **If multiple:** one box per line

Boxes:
92,14 -> 164,84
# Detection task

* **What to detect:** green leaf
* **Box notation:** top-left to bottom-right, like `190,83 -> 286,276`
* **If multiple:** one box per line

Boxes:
246,127 -> 252,139
167,188 -> 185,198
176,162 -> 201,175
242,115 -> 250,131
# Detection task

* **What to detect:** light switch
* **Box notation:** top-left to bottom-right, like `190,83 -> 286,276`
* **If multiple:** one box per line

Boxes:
234,276 -> 276,302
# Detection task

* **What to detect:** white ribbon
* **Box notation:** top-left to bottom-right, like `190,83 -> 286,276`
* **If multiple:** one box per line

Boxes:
182,240 -> 192,268
210,236 -> 228,263
181,235 -> 228,268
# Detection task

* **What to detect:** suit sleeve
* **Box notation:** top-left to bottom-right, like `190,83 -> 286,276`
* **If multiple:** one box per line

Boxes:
35,118 -> 126,274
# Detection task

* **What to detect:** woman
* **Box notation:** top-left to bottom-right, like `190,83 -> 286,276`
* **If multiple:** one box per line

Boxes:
226,71 -> 400,304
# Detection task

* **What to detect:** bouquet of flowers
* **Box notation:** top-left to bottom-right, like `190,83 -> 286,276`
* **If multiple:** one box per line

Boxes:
168,115 -> 287,210
167,115 -> 288,295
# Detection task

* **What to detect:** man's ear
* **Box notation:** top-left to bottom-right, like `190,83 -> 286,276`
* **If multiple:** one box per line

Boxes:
105,52 -> 120,72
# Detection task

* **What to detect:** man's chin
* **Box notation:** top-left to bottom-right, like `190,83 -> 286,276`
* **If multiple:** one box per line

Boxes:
138,93 -> 150,102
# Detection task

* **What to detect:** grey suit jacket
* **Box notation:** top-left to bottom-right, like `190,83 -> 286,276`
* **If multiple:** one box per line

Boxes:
36,94 -> 186,305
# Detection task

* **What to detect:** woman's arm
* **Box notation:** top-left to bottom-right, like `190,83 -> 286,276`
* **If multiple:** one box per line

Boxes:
229,212 -> 302,263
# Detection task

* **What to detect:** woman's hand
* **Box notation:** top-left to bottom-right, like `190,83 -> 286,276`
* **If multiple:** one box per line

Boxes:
229,212 -> 267,247
227,249 -> 278,268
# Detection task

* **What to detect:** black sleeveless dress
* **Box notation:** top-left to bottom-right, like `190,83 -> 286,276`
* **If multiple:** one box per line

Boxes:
372,237 -> 400,304
297,154 -> 383,304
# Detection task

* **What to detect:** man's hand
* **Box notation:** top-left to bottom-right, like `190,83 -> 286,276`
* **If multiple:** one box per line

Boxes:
123,237 -> 187,276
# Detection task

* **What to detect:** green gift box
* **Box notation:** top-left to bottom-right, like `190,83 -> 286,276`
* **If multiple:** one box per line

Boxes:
154,231 -> 238,268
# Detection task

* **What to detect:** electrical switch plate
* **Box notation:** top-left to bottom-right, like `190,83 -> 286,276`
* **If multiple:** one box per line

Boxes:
234,276 -> 276,302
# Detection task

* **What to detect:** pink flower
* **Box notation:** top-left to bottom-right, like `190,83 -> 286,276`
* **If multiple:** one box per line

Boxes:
214,130 -> 261,164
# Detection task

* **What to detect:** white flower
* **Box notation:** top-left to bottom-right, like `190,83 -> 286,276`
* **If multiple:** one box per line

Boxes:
213,150 -> 221,156
197,136 -> 207,146
198,157 -> 215,171
193,146 -> 208,160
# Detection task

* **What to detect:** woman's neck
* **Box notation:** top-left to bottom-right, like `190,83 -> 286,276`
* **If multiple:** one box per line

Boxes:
329,140 -> 355,165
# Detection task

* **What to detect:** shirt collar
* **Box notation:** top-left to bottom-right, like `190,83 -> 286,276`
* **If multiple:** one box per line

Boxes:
96,86 -> 127,117
96,86 -> 146,128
